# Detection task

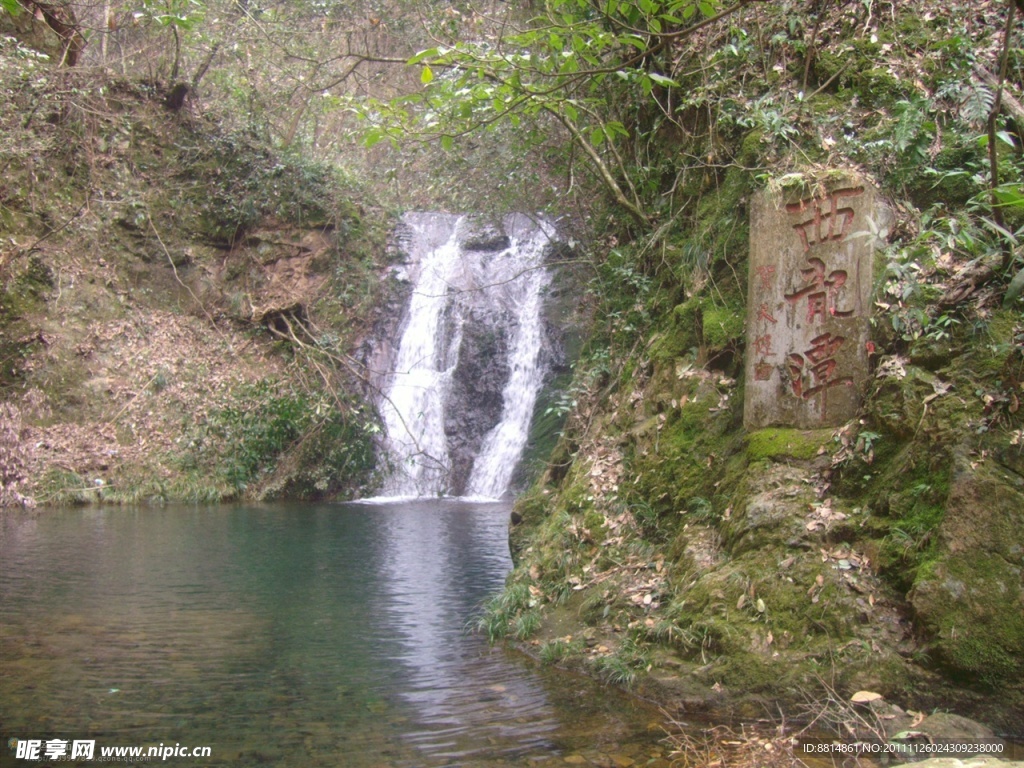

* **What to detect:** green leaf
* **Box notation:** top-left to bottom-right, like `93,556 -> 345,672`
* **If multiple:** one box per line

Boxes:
421,66 -> 434,84
590,126 -> 606,146
997,130 -> 1018,149
605,121 -> 629,138
993,186 -> 1024,208
1004,266 -> 1024,308
363,127 -> 386,148
408,48 -> 439,65
440,134 -> 454,151
648,72 -> 679,88
1,0 -> 22,15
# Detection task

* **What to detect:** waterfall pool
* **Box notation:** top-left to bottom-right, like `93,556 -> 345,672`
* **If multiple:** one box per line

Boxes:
1,500 -> 673,767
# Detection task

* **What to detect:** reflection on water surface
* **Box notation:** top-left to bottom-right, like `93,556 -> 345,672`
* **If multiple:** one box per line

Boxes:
0,500 -> 669,767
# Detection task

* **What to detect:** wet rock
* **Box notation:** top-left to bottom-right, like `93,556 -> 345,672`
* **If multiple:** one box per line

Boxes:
459,219 -> 511,252
463,232 -> 512,251
859,698 -> 917,740
445,309 -> 509,494
913,712 -> 997,743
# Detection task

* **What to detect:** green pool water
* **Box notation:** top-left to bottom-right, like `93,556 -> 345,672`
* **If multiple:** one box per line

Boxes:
0,500 -> 671,767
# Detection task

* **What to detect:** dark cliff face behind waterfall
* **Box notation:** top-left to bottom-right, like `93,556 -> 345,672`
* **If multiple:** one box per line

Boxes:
376,213 -> 556,499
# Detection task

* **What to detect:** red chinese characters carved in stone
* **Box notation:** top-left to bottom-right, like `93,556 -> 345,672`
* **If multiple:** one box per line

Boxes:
786,333 -> 854,400
786,186 -> 865,252
755,265 -> 777,290
753,334 -> 774,355
784,257 -> 852,323
757,303 -> 778,324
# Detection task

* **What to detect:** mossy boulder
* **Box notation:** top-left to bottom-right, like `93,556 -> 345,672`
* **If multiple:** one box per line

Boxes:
865,363 -> 964,441
624,374 -> 741,519
908,451 -> 1024,687
655,292 -> 745,365
665,456 -> 918,702
903,143 -> 985,211
721,462 -> 814,555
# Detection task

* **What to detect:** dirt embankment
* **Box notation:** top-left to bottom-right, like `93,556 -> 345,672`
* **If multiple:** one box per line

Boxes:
1,61 -> 393,506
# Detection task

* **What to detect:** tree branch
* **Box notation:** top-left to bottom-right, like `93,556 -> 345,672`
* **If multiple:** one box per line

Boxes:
988,0 -> 1018,270
545,106 -> 650,225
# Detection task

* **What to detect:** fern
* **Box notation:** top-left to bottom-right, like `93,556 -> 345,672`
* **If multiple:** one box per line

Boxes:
892,98 -> 933,156
960,82 -> 995,127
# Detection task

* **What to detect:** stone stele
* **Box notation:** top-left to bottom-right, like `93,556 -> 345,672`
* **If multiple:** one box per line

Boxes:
744,173 -> 890,429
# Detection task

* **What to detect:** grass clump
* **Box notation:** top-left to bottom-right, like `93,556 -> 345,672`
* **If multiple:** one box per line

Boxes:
174,379 -> 378,500
474,581 -> 534,642
35,469 -> 97,506
512,610 -> 542,640
538,636 -> 585,666
592,635 -> 650,688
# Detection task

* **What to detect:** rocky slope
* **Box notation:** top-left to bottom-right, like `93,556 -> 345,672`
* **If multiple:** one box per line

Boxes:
0,44 -> 393,505
488,0 -> 1024,739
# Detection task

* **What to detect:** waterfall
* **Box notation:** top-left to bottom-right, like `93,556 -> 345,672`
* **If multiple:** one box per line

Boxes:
464,225 -> 549,499
377,213 -> 555,499
377,215 -> 462,497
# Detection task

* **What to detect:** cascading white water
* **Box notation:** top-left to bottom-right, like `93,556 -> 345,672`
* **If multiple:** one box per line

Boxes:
378,216 -> 464,497
465,221 -> 553,498
377,213 -> 555,499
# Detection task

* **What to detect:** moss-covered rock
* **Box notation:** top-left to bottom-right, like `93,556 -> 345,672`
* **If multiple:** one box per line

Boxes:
721,462 -> 814,555
745,428 -> 833,462
909,451 -> 1024,687
903,142 -> 985,211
